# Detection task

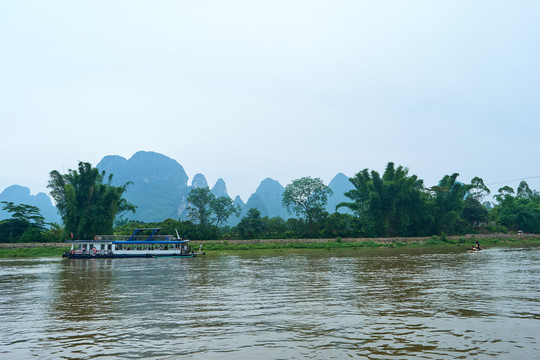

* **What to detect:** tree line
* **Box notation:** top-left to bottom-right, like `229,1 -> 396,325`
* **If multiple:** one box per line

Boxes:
0,161 -> 539,243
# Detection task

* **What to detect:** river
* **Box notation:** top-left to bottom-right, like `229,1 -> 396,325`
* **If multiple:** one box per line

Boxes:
0,246 -> 539,359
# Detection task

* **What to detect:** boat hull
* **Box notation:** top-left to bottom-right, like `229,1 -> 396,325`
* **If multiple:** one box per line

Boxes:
63,252 -> 204,259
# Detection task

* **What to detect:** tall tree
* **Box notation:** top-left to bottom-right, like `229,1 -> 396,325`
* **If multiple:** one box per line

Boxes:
467,176 -> 490,202
282,177 -> 333,236
517,181 -> 537,200
187,187 -> 215,226
236,208 -> 264,239
211,196 -> 241,227
428,173 -> 468,234
493,182 -> 540,233
1,201 -> 46,231
338,163 -> 429,237
0,201 -> 47,243
462,197 -> 489,229
48,161 -> 135,240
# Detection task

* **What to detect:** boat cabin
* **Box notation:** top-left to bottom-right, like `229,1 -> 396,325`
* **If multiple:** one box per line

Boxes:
63,228 -> 198,258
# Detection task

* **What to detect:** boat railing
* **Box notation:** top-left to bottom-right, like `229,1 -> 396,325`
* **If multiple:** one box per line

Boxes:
94,235 -> 179,241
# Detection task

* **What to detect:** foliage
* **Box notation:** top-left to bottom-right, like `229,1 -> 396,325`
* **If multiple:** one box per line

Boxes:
48,161 -> 135,240
211,196 -> 241,227
0,201 -> 51,243
187,188 -> 240,227
338,163 -> 430,237
462,197 -> 489,228
467,176 -> 490,202
282,177 -> 333,236
492,181 -> 540,233
187,187 -> 214,226
236,208 -> 264,239
428,173 -> 468,235
0,247 -> 70,258
37,160 -> 540,241
1,201 -> 46,230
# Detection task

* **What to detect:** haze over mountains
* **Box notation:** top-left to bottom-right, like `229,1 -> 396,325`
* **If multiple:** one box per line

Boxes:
0,151 -> 353,225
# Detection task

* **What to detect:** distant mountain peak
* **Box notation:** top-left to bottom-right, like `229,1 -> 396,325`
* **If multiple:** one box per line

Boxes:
329,172 -> 350,187
97,151 -> 189,222
0,185 -> 60,224
191,173 -> 208,188
327,173 -> 354,214
256,178 -> 283,192
211,178 -> 229,198
234,195 -> 245,206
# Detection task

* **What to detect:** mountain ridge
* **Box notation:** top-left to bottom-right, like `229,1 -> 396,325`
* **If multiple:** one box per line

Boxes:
1,151 -> 353,225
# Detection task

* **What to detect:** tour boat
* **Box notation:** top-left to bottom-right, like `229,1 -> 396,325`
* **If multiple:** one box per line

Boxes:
62,228 -> 204,259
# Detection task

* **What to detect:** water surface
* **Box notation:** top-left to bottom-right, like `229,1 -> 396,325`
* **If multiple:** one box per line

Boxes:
1,246 -> 539,359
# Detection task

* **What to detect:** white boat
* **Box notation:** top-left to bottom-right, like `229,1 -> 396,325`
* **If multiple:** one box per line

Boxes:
62,228 -> 204,259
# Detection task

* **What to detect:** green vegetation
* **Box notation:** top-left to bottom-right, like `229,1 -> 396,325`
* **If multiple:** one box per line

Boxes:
190,236 -> 540,253
1,161 -> 540,245
0,247 -> 69,258
282,176 -> 333,236
338,163 -> 428,236
0,201 -> 62,243
187,187 -> 240,227
48,161 -> 135,240
1,236 -> 538,258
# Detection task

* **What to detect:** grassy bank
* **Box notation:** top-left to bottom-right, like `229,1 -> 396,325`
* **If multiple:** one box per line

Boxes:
0,247 -> 69,258
192,236 -> 540,253
1,235 -> 539,258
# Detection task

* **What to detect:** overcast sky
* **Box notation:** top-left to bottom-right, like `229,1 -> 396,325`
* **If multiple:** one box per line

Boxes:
1,1 -> 539,201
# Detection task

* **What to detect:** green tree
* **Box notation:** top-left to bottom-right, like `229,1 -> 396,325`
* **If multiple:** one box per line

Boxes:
338,163 -> 429,237
187,187 -> 215,226
236,208 -> 264,239
428,173 -> 468,235
517,181 -> 537,200
262,216 -> 288,238
282,177 -> 333,236
320,212 -> 359,238
0,202 -> 48,242
462,197 -> 489,229
1,201 -> 46,230
48,161 -> 135,240
467,176 -> 490,203
493,182 -> 540,233
211,196 -> 241,227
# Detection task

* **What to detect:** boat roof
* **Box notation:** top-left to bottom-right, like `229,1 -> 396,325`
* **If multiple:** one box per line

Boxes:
113,240 -> 189,245
128,228 -> 163,241
65,228 -> 192,244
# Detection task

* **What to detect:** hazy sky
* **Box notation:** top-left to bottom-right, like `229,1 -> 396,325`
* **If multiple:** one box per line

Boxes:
1,1 -> 539,201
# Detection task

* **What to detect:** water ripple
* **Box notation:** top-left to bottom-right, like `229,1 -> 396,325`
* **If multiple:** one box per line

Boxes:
0,247 -> 539,359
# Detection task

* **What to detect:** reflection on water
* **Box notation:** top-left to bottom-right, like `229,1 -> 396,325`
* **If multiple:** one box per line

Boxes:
55,260 -> 116,321
0,246 -> 539,359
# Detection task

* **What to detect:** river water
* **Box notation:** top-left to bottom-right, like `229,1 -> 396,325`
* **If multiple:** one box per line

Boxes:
0,246 -> 539,359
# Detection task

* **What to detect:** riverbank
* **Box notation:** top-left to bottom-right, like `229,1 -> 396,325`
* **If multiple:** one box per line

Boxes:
1,234 -> 539,258
0,246 -> 70,258
189,234 -> 540,253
